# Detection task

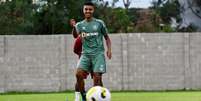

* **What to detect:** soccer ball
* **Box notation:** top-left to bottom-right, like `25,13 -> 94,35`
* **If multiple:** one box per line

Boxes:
86,86 -> 111,101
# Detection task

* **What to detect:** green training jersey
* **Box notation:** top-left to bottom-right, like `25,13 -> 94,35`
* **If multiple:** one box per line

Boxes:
76,18 -> 108,55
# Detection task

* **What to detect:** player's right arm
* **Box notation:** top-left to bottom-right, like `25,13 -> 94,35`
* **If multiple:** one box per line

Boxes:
70,19 -> 78,38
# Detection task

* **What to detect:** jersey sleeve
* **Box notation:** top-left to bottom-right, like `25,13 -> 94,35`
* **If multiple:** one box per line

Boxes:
75,23 -> 81,34
100,20 -> 108,36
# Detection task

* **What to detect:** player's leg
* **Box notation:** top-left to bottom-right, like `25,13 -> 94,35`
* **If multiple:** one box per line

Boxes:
93,73 -> 103,86
75,69 -> 89,101
75,55 -> 90,101
75,69 -> 87,101
92,53 -> 106,87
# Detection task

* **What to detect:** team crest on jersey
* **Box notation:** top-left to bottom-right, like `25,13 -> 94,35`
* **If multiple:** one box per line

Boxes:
93,25 -> 98,31
82,26 -> 86,30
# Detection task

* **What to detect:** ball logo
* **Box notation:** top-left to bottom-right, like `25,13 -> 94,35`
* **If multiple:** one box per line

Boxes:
101,89 -> 106,99
91,97 -> 96,101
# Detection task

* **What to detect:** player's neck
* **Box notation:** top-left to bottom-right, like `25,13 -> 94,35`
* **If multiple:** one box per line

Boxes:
85,17 -> 93,22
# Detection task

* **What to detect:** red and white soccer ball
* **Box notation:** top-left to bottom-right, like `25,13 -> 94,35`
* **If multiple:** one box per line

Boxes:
86,86 -> 111,101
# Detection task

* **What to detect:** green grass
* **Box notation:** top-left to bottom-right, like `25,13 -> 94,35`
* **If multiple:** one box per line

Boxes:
1,91 -> 201,101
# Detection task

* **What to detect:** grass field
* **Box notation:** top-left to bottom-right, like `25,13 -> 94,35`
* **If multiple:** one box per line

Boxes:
1,91 -> 201,101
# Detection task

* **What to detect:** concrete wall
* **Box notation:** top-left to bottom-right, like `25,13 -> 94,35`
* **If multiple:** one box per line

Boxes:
0,33 -> 201,92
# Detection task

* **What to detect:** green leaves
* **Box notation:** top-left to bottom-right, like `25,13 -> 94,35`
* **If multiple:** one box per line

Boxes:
0,0 -> 34,34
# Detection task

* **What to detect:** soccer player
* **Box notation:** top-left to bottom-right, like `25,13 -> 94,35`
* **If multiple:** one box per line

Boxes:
70,18 -> 91,101
71,2 -> 112,101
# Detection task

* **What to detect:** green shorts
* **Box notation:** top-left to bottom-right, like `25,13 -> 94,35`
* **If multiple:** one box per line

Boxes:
77,53 -> 106,73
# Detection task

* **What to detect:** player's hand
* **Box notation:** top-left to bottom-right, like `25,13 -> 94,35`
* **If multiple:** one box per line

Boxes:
107,50 -> 112,59
70,19 -> 76,27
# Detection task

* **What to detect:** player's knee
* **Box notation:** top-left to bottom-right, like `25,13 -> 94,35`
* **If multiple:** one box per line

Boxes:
76,70 -> 85,79
93,73 -> 102,78
93,73 -> 103,86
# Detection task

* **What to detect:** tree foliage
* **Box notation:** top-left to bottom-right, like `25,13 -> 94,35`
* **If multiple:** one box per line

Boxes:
2,0 -> 196,34
0,0 -> 135,34
153,0 -> 181,24
0,0 -> 85,35
195,0 -> 201,7
0,0 -> 34,34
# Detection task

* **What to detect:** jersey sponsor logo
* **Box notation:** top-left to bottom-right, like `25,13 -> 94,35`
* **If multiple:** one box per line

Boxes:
81,32 -> 98,38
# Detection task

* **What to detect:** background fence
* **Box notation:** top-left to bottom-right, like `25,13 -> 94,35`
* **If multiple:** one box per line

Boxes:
0,33 -> 201,92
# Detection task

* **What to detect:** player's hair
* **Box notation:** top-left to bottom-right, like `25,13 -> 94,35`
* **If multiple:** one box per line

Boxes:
84,1 -> 95,7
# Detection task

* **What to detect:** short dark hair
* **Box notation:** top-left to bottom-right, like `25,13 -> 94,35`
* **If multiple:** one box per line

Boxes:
84,2 -> 95,7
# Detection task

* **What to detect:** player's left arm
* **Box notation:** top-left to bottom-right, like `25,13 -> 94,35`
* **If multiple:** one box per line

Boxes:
104,35 -> 112,59
100,20 -> 112,59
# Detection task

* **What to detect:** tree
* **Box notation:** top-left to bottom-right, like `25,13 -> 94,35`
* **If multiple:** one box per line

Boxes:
33,0 -> 70,34
151,0 -> 182,32
187,0 -> 201,19
0,0 -> 86,34
111,0 -> 119,7
0,0 -> 34,35
0,0 -> 136,34
155,0 -> 181,24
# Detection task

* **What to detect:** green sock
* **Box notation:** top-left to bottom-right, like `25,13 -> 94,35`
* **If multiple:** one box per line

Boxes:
81,92 -> 86,101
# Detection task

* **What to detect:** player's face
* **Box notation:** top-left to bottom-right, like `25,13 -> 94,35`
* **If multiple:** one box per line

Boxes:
83,5 -> 94,19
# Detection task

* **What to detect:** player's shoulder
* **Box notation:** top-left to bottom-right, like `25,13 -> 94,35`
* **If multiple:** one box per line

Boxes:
94,18 -> 105,24
76,20 -> 85,26
93,18 -> 107,28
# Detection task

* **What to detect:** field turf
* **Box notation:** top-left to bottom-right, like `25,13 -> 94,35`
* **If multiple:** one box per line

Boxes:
1,91 -> 201,101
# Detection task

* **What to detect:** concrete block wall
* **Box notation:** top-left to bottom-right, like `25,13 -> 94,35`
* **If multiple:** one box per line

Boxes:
126,33 -> 185,90
0,33 -> 201,92
189,33 -> 201,90
0,35 -> 66,92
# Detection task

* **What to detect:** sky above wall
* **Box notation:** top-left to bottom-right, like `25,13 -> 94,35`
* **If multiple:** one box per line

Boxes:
104,0 -> 153,8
